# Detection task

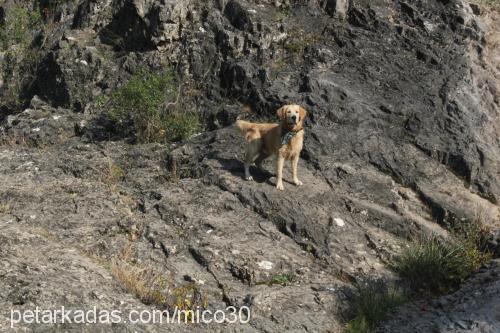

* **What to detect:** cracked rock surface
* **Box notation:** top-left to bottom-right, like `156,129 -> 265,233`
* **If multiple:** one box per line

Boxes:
0,0 -> 499,332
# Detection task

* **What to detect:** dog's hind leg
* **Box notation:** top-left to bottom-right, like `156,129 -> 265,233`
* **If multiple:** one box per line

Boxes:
243,133 -> 261,181
244,157 -> 253,181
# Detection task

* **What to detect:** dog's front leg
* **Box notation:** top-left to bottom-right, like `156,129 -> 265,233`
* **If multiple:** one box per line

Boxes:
276,155 -> 285,190
291,155 -> 303,186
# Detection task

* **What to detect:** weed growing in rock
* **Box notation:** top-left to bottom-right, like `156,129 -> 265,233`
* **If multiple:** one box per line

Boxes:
270,273 -> 296,286
393,236 -> 468,293
256,273 -> 296,286
106,68 -> 200,143
345,280 -> 406,333
111,259 -> 170,305
0,203 -> 11,214
172,282 -> 208,322
282,29 -> 324,56
101,159 -> 125,186
392,218 -> 491,294
110,241 -> 207,316
109,240 -> 170,305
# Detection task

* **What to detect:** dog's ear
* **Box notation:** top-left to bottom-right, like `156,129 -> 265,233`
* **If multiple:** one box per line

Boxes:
276,106 -> 287,121
299,106 -> 308,121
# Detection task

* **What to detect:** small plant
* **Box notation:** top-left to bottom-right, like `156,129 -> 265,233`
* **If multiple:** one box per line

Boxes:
0,203 -> 11,214
282,33 -> 324,63
284,40 -> 306,54
451,216 -> 492,268
172,283 -> 208,322
102,159 -> 125,186
345,280 -> 406,333
256,273 -> 296,286
94,94 -> 109,108
270,273 -> 296,285
106,68 -> 200,143
277,4 -> 292,19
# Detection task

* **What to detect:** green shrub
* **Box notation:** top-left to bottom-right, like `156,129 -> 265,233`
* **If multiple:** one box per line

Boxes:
106,68 -> 200,143
392,236 -> 465,293
346,217 -> 494,333
392,220 -> 491,294
162,112 -> 201,143
346,280 -> 406,333
0,4 -> 42,108
0,5 -> 41,50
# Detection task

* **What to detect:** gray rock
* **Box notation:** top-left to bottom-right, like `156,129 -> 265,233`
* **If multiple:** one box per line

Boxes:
320,0 -> 349,19
379,260 -> 500,333
0,0 -> 499,332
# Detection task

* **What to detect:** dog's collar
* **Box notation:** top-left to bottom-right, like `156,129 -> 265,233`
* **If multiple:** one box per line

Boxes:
281,128 -> 303,145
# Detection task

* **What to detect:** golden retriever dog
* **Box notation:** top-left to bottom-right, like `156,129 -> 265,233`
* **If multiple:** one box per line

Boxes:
235,104 -> 307,190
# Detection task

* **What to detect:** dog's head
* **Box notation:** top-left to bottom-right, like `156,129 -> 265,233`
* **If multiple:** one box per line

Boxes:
277,105 -> 307,131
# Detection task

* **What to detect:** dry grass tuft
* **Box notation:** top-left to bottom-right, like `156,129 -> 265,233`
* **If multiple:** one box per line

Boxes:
101,159 -> 125,186
345,280 -> 406,333
0,203 -> 11,214
110,259 -> 170,306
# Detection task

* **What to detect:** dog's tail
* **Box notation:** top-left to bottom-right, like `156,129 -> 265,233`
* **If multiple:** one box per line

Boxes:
235,120 -> 254,134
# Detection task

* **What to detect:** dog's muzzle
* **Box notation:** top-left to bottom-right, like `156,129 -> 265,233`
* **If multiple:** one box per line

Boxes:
288,116 -> 299,126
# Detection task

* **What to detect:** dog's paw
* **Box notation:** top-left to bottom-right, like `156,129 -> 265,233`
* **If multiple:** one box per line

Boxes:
276,182 -> 284,191
245,176 -> 254,181
294,179 -> 303,186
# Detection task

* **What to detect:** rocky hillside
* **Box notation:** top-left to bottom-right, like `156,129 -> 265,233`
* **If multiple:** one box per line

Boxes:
0,0 -> 499,332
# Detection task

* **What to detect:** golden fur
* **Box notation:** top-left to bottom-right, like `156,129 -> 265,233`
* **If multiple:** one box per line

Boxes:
235,104 -> 308,190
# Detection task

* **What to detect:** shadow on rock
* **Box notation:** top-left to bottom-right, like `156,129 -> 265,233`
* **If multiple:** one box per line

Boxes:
212,156 -> 274,184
